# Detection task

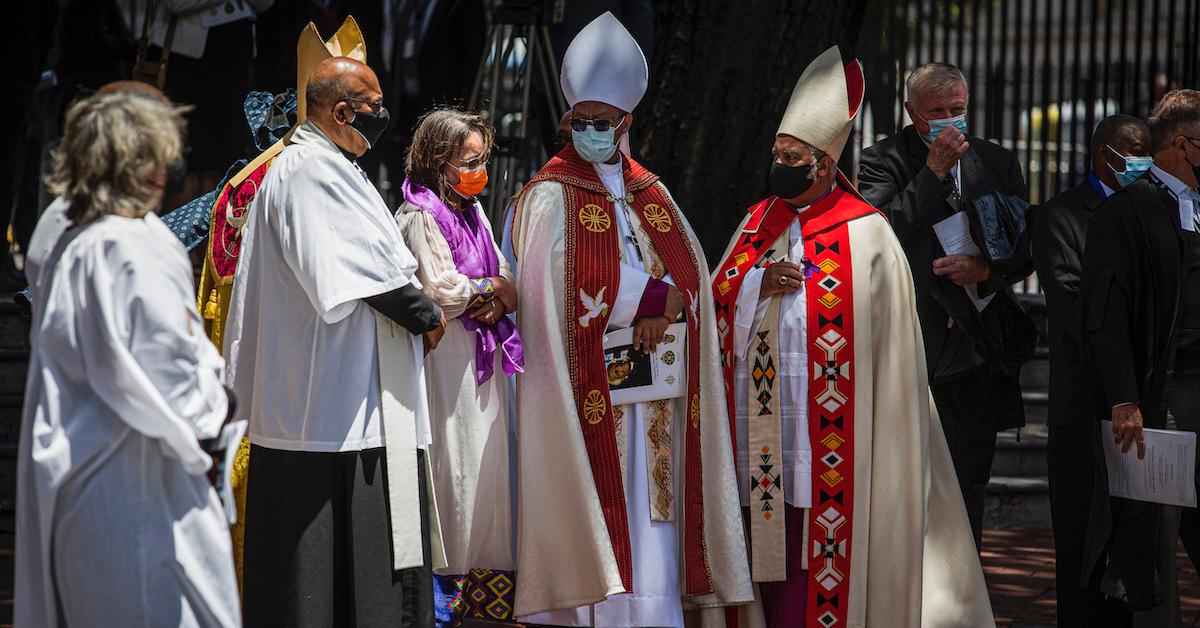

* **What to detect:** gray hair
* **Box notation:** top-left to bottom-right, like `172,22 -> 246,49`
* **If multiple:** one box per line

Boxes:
47,91 -> 186,225
906,63 -> 968,101
1149,89 -> 1200,151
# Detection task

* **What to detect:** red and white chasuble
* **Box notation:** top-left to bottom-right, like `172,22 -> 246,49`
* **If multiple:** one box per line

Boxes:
713,178 -> 995,628
511,145 -> 753,620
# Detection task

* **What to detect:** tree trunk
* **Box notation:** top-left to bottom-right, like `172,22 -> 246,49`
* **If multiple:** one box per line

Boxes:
632,0 -> 871,260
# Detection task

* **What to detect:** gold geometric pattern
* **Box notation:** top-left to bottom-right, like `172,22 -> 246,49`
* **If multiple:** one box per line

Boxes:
642,203 -> 673,232
820,432 -> 845,450
578,203 -> 611,232
690,393 -> 701,428
818,292 -> 842,309
584,389 -> 607,424
820,468 -> 844,487
817,258 -> 840,274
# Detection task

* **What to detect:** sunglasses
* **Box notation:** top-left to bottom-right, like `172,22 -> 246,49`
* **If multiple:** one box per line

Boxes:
340,98 -> 385,114
569,115 -> 627,133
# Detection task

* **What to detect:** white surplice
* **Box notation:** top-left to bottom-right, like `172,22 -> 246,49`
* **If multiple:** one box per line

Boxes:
395,201 -> 515,575
511,158 -> 753,625
223,120 -> 428,453
731,218 -> 812,509
16,213 -> 239,627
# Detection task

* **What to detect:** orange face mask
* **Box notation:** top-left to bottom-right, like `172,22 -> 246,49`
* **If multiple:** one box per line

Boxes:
452,165 -> 488,198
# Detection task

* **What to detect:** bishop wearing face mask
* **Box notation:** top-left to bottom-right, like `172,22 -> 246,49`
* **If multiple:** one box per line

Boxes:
712,46 -> 993,627
1031,113 -> 1151,628
858,62 -> 1035,549
509,11 -> 752,626
225,56 -> 444,627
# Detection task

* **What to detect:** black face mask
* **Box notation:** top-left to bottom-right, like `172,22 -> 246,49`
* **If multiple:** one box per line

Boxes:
1184,143 -> 1200,186
769,161 -> 815,199
342,103 -> 391,150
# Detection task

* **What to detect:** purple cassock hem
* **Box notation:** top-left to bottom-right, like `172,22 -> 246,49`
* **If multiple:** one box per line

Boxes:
757,504 -> 809,627
635,277 -> 671,319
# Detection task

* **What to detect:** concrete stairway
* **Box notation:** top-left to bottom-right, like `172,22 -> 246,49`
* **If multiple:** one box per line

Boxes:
984,294 -> 1052,529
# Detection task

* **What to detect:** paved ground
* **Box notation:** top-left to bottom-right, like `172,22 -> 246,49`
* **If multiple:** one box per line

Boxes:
0,523 -> 1195,626
983,528 -> 1200,627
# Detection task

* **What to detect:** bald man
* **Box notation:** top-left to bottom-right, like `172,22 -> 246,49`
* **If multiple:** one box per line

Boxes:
1034,114 -> 1150,628
225,57 -> 442,627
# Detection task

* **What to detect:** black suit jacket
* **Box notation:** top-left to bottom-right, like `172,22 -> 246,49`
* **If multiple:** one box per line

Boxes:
1032,176 -> 1106,428
1078,172 -> 1189,609
858,126 -> 1035,408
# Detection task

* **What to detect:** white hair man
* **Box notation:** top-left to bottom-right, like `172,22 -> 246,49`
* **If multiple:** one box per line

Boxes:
858,62 -> 1036,549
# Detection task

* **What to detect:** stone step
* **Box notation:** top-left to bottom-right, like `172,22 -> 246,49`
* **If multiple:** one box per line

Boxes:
991,430 -> 1048,477
985,475 -> 1051,529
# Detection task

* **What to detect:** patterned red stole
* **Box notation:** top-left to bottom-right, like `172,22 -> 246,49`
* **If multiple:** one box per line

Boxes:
712,180 -> 878,627
527,144 -> 713,596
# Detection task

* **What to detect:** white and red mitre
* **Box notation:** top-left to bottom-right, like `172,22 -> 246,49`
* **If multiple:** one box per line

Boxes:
777,45 -> 865,161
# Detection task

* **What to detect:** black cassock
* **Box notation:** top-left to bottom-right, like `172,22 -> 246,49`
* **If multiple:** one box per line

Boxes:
1078,171 -> 1200,611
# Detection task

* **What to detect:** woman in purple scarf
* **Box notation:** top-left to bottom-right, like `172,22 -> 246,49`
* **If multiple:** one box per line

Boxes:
395,108 -> 523,626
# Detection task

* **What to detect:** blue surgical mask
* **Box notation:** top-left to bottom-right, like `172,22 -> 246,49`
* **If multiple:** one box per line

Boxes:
572,127 -> 619,163
1106,145 -> 1153,188
921,113 -> 968,143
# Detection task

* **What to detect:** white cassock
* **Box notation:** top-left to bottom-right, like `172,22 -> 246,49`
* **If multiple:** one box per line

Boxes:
16,212 -> 239,627
513,157 -> 753,626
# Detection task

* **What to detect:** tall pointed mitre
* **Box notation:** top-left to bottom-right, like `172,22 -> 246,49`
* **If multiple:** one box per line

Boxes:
295,17 -> 367,122
776,45 -> 865,161
560,12 -> 648,113
199,16 -> 369,350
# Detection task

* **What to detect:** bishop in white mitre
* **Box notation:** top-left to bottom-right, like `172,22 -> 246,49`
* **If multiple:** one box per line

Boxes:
510,12 -> 753,627
712,46 -> 995,627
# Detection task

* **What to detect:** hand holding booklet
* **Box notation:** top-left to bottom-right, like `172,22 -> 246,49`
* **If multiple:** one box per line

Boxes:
1101,420 -> 1197,508
603,322 -> 687,407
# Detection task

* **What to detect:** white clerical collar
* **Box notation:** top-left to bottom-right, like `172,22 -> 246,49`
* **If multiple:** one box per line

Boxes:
290,120 -> 343,155
593,155 -> 624,177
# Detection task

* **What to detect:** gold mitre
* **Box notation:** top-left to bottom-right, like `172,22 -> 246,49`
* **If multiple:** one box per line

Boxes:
776,45 -> 864,161
295,17 -> 367,122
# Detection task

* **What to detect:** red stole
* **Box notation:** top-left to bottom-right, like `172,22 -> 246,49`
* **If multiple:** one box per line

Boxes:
527,144 -> 713,596
712,181 -> 878,626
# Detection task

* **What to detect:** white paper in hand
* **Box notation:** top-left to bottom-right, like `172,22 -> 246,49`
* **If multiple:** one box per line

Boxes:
1101,420 -> 1197,508
932,211 -> 994,312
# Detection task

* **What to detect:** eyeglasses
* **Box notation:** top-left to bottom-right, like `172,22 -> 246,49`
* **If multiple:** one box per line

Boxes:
340,98 -> 385,114
570,115 -> 626,133
1185,137 -> 1200,149
452,156 -> 489,170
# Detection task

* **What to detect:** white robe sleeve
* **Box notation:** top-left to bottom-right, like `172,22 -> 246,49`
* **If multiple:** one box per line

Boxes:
397,208 -> 475,320
75,224 -> 226,475
608,264 -> 652,329
272,151 -> 417,324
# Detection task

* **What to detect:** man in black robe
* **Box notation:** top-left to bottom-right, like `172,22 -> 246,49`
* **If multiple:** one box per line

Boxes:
1033,114 -> 1150,628
859,62 -> 1036,548
1079,89 -> 1200,627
